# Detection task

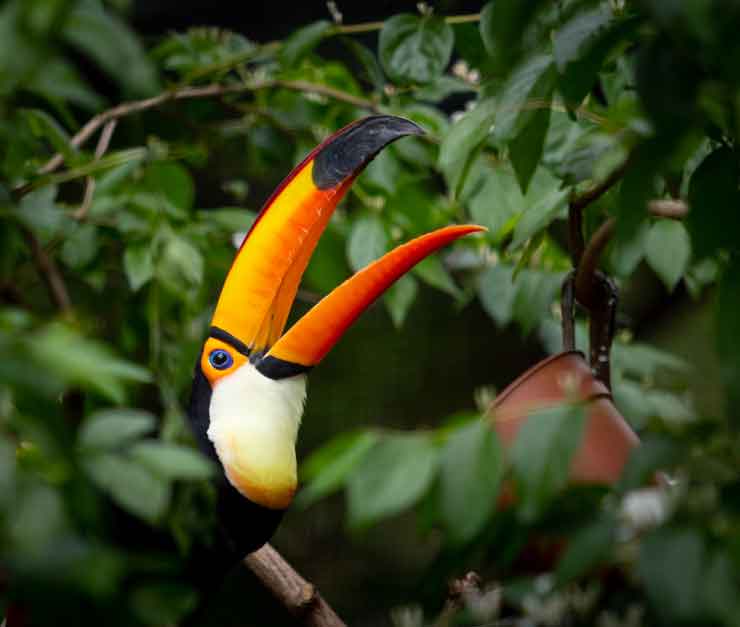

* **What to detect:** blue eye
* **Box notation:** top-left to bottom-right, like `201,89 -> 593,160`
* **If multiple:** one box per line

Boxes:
209,349 -> 233,370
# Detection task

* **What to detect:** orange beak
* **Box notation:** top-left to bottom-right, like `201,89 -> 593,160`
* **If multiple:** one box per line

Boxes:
208,115 -> 484,379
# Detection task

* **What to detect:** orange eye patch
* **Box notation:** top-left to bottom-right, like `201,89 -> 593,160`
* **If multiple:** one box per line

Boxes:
200,337 -> 248,386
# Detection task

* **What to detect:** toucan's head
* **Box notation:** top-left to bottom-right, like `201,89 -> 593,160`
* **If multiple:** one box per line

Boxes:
192,115 -> 483,517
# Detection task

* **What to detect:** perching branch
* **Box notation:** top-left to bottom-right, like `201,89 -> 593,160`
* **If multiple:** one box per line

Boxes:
243,544 -> 346,627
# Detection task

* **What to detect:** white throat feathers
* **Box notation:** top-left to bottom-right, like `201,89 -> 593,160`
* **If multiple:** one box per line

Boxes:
207,362 -> 307,510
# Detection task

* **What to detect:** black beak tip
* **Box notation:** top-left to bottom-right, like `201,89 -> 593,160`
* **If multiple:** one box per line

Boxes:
312,115 -> 425,189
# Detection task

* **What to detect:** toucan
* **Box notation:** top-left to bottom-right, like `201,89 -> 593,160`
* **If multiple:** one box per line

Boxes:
187,115 -> 483,561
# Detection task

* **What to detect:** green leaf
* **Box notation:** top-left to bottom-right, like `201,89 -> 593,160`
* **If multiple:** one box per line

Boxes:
142,162 -> 195,211
347,213 -> 387,272
379,14 -> 454,85
347,433 -> 438,528
280,20 -> 333,68
494,54 -> 556,145
13,185 -> 66,233
25,59 -> 104,110
61,223 -> 98,269
687,146 -> 740,258
63,4 -> 160,96
413,255 -> 460,298
85,453 -> 170,522
553,7 -> 636,106
645,220 -> 691,290
509,171 -> 567,249
439,418 -> 504,545
158,234 -> 204,292
469,163 -> 523,238
129,442 -> 214,480
79,408 -> 156,450
509,105 -> 552,193
21,109 -> 78,166
510,402 -> 586,521
384,274 -> 418,328
556,514 -> 616,585
438,97 -> 497,196
297,430 -> 380,509
639,527 -> 706,623
201,208 -> 257,233
124,242 -> 155,291
477,264 -> 516,327
479,0 -> 548,70
616,435 -> 681,493
341,37 -> 385,94
511,268 -> 564,335
29,323 -> 151,403
131,582 -> 198,627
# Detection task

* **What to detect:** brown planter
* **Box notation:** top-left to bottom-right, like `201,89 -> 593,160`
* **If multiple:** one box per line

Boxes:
489,351 -> 639,485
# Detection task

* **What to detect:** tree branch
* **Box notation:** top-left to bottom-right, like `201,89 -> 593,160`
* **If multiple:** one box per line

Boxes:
334,12 -> 480,35
24,80 -> 378,187
73,119 -> 117,221
243,544 -> 345,627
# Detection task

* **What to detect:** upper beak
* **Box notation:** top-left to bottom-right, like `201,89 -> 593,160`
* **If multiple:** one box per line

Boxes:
209,115 -> 484,378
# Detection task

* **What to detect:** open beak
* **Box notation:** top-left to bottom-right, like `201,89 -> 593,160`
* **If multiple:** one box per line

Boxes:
209,115 -> 484,378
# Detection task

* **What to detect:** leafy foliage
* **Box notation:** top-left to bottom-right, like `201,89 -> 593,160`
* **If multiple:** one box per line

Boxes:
1,0 -> 740,625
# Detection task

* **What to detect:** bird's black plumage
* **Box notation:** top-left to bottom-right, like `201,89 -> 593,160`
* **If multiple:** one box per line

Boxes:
188,364 -> 285,561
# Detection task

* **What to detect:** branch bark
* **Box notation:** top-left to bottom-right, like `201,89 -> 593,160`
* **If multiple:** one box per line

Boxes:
21,226 -> 72,315
243,544 -> 345,627
22,79 -> 378,188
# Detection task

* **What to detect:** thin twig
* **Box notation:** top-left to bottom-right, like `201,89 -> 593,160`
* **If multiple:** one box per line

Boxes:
647,198 -> 688,219
243,544 -> 345,627
21,80 -> 378,189
570,160 -> 631,213
73,119 -> 117,220
334,12 -> 480,35
21,226 -> 72,315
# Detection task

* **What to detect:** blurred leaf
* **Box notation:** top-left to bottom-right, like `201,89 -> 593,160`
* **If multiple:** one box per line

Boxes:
347,433 -> 438,528
280,20 -> 332,68
297,430 -> 379,508
645,220 -> 691,290
379,14 -> 454,85
79,408 -> 156,450
21,109 -> 78,166
25,59 -> 104,110
61,223 -> 98,269
13,185 -> 65,233
511,402 -> 586,521
124,241 -> 155,291
384,274 -> 418,328
477,264 -> 516,327
617,435 -> 681,493
341,37 -> 384,93
553,7 -> 637,105
85,453 -> 170,522
509,104 -> 552,193
438,97 -> 497,196
469,163 -> 523,238
142,162 -> 195,211
511,268 -> 564,335
347,213 -> 387,272
158,234 -> 204,292
200,208 -> 256,233
509,169 -> 568,249
63,3 -> 160,96
131,582 -> 198,627
479,0 -> 548,70
439,418 -> 503,545
29,323 -> 151,403
687,146 -> 740,258
413,255 -> 460,298
639,527 -> 706,622
130,442 -> 214,480
556,513 -> 616,585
